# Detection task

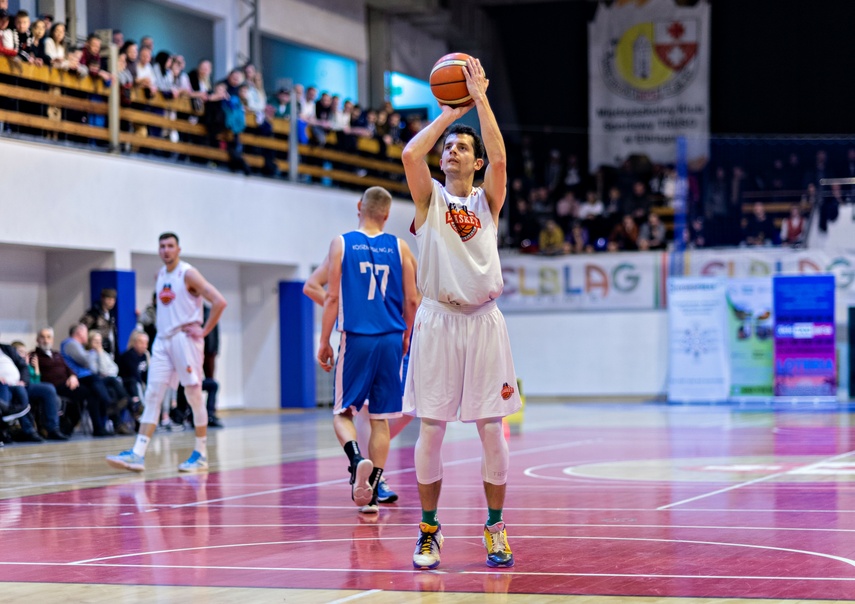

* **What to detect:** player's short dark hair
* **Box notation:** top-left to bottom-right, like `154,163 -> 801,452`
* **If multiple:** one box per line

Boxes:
159,232 -> 179,244
447,124 -> 484,160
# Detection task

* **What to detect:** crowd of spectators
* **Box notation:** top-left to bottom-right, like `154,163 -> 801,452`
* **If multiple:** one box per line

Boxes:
505,142 -> 854,255
0,288 -> 222,447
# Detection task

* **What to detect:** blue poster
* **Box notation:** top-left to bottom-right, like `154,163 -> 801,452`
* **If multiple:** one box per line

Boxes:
773,275 -> 836,399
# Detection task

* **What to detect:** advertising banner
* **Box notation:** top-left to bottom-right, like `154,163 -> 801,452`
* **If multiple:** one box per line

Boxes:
498,251 -> 664,312
666,277 -> 729,402
773,275 -> 837,399
588,0 -> 711,168
725,278 -> 774,399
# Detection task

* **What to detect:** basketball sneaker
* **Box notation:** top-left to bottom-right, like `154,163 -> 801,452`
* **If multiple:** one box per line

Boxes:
106,450 -> 145,472
178,450 -> 209,473
349,458 -> 374,507
359,503 -> 379,514
483,522 -> 514,567
413,522 -> 444,569
376,476 -> 398,503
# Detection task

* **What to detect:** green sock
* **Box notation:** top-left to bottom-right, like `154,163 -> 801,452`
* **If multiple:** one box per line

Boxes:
487,508 -> 503,526
421,509 -> 439,526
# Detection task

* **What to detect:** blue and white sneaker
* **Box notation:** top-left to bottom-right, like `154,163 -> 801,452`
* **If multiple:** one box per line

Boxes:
178,450 -> 209,473
376,476 -> 398,503
106,450 -> 145,472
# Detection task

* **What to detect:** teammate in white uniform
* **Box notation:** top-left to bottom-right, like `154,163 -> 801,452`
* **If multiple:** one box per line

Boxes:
107,232 -> 227,473
401,55 -> 521,570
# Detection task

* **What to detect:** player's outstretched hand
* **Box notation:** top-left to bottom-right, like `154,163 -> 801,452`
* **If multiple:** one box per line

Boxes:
318,342 -> 334,373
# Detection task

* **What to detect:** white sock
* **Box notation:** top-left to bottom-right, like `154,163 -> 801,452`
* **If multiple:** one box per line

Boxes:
132,434 -> 150,458
195,436 -> 207,457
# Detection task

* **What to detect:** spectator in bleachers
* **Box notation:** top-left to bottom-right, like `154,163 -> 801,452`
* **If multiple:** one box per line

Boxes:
34,328 -> 83,434
30,18 -> 46,63
626,180 -> 652,220
134,46 -> 157,96
800,182 -> 818,216
578,189 -> 604,222
60,324 -> 112,436
608,214 -> 639,252
271,87 -> 291,118
119,40 -> 137,78
300,85 -> 318,124
189,59 -> 213,97
242,63 -> 267,120
400,114 -> 423,144
44,23 -> 67,69
741,202 -> 777,246
312,91 -> 334,146
382,111 -> 403,147
292,83 -> 306,114
11,341 -> 68,440
0,11 -> 13,58
638,212 -> 667,251
9,10 -> 38,64
803,149 -> 829,190
566,221 -> 592,254
818,182 -> 843,232
785,153 -> 802,190
554,189 -> 577,233
112,29 -> 123,48
166,54 -> 191,95
765,158 -> 786,191
152,51 -> 175,95
511,199 -> 540,249
539,219 -> 565,256
80,288 -> 118,358
685,215 -> 707,249
81,34 -> 110,83
780,203 -> 806,247
140,35 -> 154,53
544,149 -> 563,197
563,154 -> 583,196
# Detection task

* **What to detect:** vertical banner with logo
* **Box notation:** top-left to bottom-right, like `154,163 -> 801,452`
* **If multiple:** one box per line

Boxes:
725,278 -> 774,399
667,277 -> 729,402
588,0 -> 710,168
773,275 -> 837,400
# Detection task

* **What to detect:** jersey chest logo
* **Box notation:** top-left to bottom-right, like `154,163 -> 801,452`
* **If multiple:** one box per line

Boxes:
159,284 -> 176,306
445,203 -> 481,242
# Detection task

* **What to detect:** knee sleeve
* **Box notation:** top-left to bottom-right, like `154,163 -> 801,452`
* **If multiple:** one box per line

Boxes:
414,419 -> 446,484
139,381 -> 169,425
184,384 -> 208,428
477,419 -> 509,485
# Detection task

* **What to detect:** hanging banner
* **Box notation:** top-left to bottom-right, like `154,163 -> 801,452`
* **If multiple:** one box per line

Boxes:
588,0 -> 710,168
667,277 -> 729,402
498,251 -> 663,312
773,275 -> 837,399
725,278 -> 774,399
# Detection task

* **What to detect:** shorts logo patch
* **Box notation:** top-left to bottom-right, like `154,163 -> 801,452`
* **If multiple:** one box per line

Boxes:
186,366 -> 193,374
501,382 -> 515,400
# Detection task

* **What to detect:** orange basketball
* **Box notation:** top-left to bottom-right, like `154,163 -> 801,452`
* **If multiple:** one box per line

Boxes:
430,52 -> 473,106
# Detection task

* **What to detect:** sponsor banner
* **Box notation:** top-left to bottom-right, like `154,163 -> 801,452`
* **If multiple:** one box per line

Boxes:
667,277 -> 730,402
725,278 -> 774,399
773,275 -> 836,398
498,252 -> 662,312
588,0 -> 710,168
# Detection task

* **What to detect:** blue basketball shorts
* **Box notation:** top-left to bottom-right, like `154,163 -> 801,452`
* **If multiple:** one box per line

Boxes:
333,331 -> 403,418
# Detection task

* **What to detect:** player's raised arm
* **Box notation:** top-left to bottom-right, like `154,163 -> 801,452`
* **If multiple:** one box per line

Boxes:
185,269 -> 227,338
402,104 -> 473,220
318,236 -> 343,372
464,56 -> 507,221
303,254 -> 330,307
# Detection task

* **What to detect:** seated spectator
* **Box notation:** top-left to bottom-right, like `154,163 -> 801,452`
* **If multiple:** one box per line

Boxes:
566,221 -> 592,254
118,330 -> 149,419
780,204 -> 806,247
11,340 -> 68,440
34,327 -> 84,434
87,332 -> 133,434
626,180 -> 653,220
511,198 -> 541,250
312,91 -> 334,146
242,63 -> 267,120
819,182 -> 844,233
742,202 -> 777,246
400,114 -> 423,143
608,214 -> 640,252
578,190 -> 604,222
638,212 -> 667,250
0,338 -> 43,442
80,288 -> 118,358
685,216 -> 707,249
60,324 -> 112,436
539,219 -> 565,256
554,190 -> 578,232
134,46 -> 158,96
382,111 -> 403,147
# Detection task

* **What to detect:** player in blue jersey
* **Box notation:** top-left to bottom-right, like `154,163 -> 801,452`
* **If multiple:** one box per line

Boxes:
317,186 -> 419,513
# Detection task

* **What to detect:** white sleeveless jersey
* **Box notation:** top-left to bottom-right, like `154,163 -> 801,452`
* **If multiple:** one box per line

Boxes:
155,260 -> 203,337
415,180 -> 503,306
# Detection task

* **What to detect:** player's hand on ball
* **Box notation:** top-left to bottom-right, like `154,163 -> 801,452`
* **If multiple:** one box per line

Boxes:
318,343 -> 334,372
463,56 -> 488,100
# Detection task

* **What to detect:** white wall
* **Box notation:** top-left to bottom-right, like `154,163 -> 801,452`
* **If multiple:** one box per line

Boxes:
505,310 -> 670,398
260,0 -> 368,62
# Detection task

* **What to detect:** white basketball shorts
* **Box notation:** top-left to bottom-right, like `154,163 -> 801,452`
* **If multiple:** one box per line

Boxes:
148,329 -> 204,389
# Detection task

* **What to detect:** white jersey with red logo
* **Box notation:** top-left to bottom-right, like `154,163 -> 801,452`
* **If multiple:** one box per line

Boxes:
155,260 -> 202,337
415,179 -> 503,306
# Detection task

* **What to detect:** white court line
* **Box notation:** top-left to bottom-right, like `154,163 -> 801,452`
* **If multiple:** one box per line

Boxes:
67,534 -> 855,570
658,449 -> 855,510
167,438 -> 602,510
327,590 -> 382,604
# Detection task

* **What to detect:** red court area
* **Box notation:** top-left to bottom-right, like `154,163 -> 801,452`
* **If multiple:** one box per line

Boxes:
3,404 -> 855,600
